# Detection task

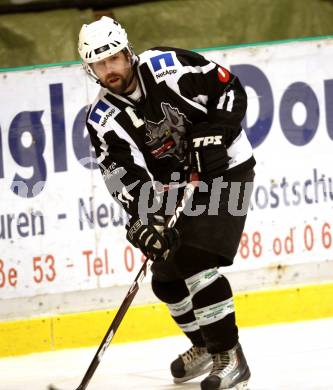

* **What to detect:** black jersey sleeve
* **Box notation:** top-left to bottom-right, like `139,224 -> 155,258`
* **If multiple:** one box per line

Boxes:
203,65 -> 247,147
173,48 -> 248,146
86,105 -> 154,218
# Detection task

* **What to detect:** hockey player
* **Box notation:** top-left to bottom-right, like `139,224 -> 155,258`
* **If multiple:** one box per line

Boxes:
78,16 -> 255,390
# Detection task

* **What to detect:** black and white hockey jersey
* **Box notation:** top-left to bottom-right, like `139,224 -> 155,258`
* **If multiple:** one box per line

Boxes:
86,47 -> 255,220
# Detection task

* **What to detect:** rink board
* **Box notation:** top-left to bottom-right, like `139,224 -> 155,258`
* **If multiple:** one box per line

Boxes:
1,36 -> 333,357
1,282 -> 333,357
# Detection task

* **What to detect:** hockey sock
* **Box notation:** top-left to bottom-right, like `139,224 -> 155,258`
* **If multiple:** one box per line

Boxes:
185,269 -> 238,353
151,277 -> 205,347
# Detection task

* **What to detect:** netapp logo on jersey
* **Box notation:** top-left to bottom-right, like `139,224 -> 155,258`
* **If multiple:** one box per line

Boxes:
156,69 -> 177,79
101,108 -> 116,127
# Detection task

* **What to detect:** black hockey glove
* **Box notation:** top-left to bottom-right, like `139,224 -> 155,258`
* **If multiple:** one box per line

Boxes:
126,215 -> 180,261
189,123 -> 231,179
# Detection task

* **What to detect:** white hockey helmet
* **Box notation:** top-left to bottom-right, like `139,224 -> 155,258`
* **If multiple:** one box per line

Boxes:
78,16 -> 134,81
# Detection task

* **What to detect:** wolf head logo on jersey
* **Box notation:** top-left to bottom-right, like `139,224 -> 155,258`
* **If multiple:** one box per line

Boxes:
145,103 -> 191,161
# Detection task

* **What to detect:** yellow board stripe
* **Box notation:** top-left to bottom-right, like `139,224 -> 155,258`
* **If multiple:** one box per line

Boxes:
1,282 -> 333,358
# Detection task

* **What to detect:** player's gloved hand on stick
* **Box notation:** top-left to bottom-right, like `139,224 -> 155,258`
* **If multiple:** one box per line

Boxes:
126,215 -> 180,261
189,122 -> 231,179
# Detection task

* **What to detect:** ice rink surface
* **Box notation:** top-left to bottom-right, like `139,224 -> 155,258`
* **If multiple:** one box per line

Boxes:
0,318 -> 332,390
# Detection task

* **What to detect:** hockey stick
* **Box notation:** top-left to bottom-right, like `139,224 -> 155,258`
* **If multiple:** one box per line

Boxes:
48,173 -> 198,390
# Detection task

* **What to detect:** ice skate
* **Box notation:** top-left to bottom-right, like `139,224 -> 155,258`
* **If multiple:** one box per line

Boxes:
200,342 -> 250,390
171,345 -> 212,383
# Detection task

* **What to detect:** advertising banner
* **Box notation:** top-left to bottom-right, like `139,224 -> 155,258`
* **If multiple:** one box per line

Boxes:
0,38 -> 332,300
203,38 -> 333,270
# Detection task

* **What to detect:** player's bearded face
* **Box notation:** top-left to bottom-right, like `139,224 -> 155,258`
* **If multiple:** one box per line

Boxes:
92,51 -> 134,94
